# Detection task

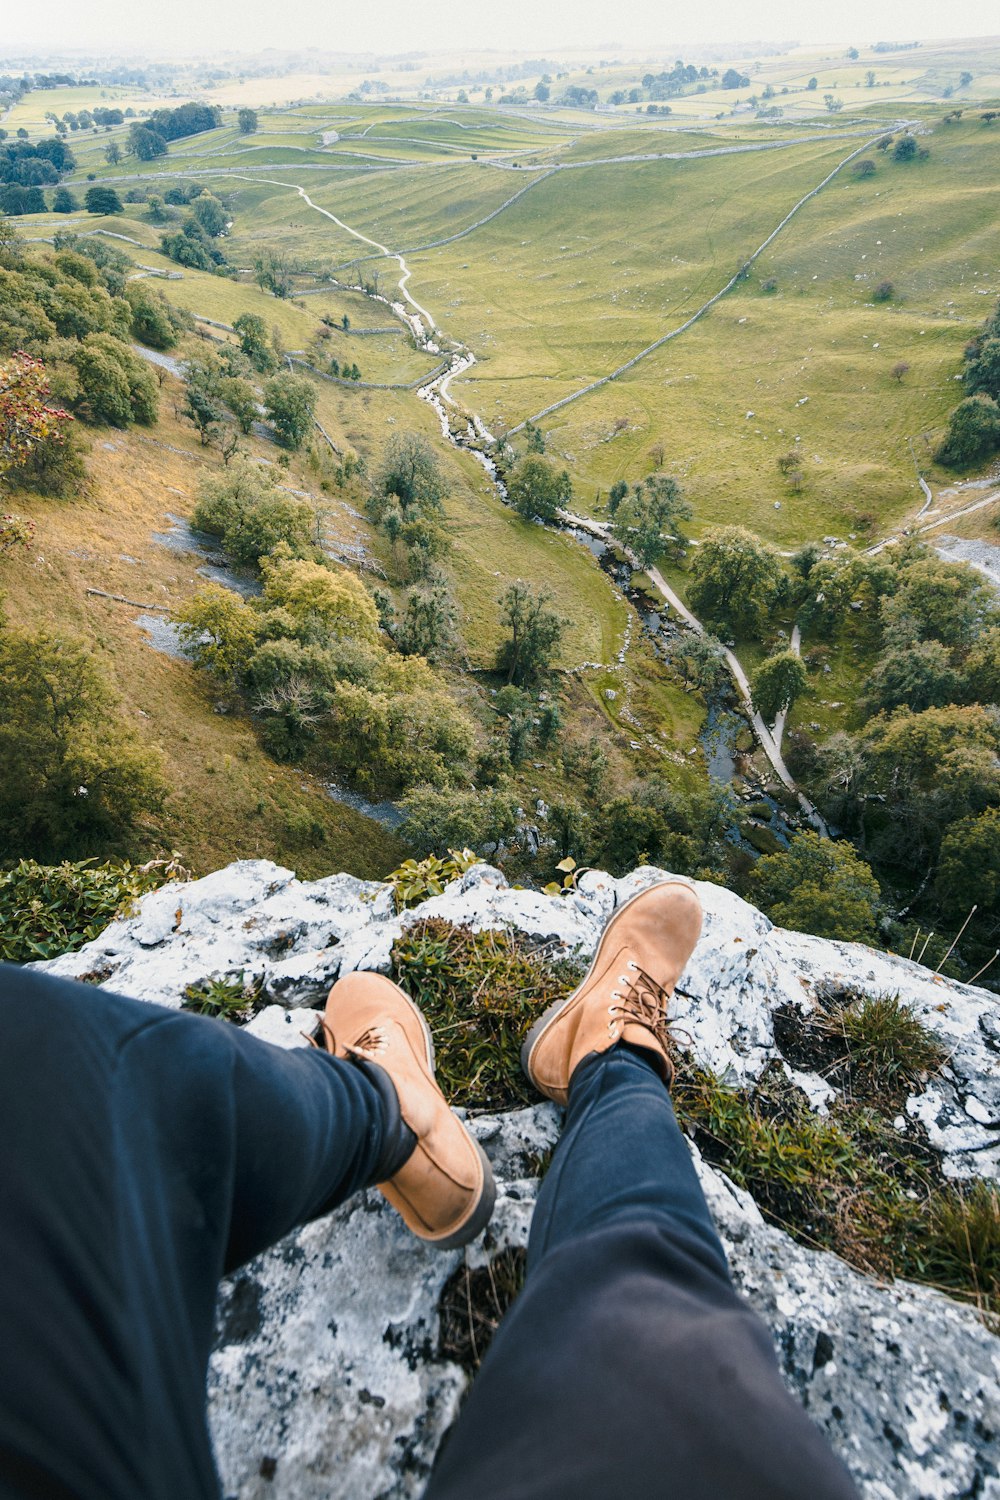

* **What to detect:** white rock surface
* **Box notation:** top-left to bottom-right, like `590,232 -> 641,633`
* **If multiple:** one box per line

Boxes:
32,860 -> 1000,1496
37,861 -> 1000,1179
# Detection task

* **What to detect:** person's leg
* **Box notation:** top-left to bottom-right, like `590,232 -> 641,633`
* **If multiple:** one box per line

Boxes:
0,963 -> 394,1500
425,1044 -> 860,1500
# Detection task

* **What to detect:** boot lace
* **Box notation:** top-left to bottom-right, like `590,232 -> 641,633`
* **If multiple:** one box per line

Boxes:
302,1020 -> 389,1059
608,961 -> 677,1084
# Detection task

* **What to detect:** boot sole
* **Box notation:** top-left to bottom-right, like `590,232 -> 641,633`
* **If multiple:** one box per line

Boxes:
391,985 -> 497,1252
520,877 -> 696,1092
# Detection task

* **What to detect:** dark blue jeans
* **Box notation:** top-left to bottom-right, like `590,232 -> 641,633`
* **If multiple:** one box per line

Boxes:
0,966 -> 858,1500
426,1046 -> 859,1499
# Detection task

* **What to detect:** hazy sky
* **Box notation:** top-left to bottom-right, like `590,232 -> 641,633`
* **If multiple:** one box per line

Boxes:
5,0 -> 999,58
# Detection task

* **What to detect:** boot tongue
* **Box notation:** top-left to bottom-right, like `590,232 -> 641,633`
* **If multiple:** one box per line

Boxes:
354,1057 -> 418,1181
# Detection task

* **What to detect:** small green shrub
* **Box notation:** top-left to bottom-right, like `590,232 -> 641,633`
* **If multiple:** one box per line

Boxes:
182,971 -> 260,1023
388,849 -> 480,909
0,857 -> 184,963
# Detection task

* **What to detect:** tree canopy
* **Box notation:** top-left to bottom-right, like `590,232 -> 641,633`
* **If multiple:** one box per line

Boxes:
496,581 -> 564,687
749,832 -> 881,944
507,455 -> 571,521
263,372 -> 316,449
687,525 -> 786,637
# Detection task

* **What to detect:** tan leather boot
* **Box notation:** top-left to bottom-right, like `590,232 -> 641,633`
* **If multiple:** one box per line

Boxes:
521,879 -> 703,1106
322,971 -> 495,1250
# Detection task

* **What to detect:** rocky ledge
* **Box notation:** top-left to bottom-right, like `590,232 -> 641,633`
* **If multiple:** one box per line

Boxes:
36,861 -> 1000,1498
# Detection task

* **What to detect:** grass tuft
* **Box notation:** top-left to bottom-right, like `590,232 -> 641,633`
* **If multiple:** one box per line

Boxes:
391,919 -> 583,1111
183,971 -> 261,1023
773,987 -> 947,1107
673,1055 -> 999,1316
438,1247 -> 527,1374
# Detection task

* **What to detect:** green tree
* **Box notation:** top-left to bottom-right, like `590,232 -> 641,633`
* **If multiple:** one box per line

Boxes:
253,248 -> 293,298
126,124 -> 168,161
749,831 -> 881,943
935,807 -> 1000,920
496,581 -> 564,687
126,285 -> 180,351
219,375 -> 258,434
400,783 -> 518,856
174,583 -> 259,682
859,704 -> 1000,864
190,191 -> 227,238
965,337 -> 1000,402
881,557 -> 995,647
937,395 -> 1000,468
687,525 -> 786,638
394,584 -> 456,661
260,553 -> 381,645
192,462 -> 316,568
0,625 -> 165,859
399,514 -> 448,581
610,475 -> 691,565
507,455 -> 571,521
861,641 -> 964,714
104,141 -> 121,166
237,108 -> 259,135
893,134 -> 918,161
607,478 -> 628,514
964,626 -> 1000,703
263,372 -> 316,449
84,186 -> 123,215
73,334 -> 157,426
183,380 -> 224,446
372,432 -> 445,518
750,650 -> 808,723
588,778 -> 732,879
672,631 -> 729,691
232,313 -> 275,372
52,187 -> 78,213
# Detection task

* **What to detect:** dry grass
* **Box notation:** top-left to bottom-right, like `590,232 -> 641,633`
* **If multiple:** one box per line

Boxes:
1,391 -> 405,879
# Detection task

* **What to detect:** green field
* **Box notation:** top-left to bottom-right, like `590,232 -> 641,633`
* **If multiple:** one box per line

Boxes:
8,73 -> 1000,795
17,83 -> 1000,561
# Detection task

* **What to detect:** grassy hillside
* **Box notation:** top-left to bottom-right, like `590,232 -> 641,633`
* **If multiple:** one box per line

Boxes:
0,398 -> 406,878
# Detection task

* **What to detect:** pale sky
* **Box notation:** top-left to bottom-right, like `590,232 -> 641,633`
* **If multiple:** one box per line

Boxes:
4,0 -> 998,60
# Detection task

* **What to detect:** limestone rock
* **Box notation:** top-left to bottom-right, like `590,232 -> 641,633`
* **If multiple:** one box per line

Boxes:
31,859 -> 1000,1497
